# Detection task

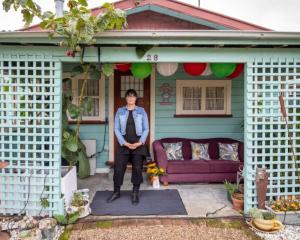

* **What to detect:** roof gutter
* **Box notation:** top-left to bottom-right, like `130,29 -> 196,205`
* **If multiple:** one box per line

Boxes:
0,30 -> 300,46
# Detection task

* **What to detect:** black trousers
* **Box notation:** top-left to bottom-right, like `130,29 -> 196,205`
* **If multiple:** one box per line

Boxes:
113,153 -> 144,186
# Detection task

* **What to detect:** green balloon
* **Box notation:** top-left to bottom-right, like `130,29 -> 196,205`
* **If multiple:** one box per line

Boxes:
131,63 -> 152,79
210,63 -> 237,78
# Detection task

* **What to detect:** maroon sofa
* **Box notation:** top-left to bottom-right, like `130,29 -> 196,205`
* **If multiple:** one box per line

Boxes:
152,137 -> 244,184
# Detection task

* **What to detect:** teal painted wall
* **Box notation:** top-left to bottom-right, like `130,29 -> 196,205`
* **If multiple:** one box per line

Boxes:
63,63 -> 244,168
154,64 -> 244,141
63,63 -> 109,169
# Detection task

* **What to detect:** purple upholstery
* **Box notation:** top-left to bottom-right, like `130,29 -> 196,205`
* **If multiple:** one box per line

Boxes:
152,137 -> 244,184
167,160 -> 210,174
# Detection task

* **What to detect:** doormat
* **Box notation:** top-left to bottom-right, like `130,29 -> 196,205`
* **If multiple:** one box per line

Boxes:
90,189 -> 188,216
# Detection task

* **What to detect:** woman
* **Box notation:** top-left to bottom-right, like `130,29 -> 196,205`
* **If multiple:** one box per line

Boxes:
106,89 -> 150,205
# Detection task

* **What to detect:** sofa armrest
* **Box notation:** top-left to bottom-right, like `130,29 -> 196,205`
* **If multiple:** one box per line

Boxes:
152,140 -> 168,171
239,142 -> 244,162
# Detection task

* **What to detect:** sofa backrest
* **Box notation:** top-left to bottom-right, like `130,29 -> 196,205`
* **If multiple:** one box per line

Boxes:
159,137 -> 244,162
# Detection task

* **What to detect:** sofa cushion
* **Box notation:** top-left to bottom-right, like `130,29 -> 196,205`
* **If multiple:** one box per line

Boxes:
218,142 -> 240,161
162,142 -> 184,160
190,142 -> 211,160
160,138 -> 191,159
167,160 -> 210,174
208,160 -> 243,173
158,137 -> 244,162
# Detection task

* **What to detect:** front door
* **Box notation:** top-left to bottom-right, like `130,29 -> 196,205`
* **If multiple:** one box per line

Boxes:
113,69 -> 151,162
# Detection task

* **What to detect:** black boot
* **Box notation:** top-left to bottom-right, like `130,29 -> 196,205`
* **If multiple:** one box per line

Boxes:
106,185 -> 121,203
132,184 -> 140,205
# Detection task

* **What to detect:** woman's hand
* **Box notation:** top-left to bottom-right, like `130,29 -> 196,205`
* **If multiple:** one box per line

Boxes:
124,141 -> 137,149
123,141 -> 143,149
131,141 -> 143,149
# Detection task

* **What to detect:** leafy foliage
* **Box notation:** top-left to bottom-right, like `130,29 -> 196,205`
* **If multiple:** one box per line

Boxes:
223,180 -> 238,196
3,0 -> 127,57
62,84 -> 90,177
2,0 -> 42,26
70,192 -> 87,207
54,211 -> 80,225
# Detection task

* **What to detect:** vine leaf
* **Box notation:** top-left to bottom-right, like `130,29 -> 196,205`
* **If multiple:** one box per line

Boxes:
136,45 -> 154,59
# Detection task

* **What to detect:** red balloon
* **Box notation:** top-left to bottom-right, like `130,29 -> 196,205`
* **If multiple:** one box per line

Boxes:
183,63 -> 207,76
228,63 -> 244,79
116,63 -> 131,72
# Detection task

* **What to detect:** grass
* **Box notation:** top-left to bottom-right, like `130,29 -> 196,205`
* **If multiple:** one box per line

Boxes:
95,220 -> 113,229
66,218 -> 262,240
191,218 -> 261,240
59,225 -> 73,240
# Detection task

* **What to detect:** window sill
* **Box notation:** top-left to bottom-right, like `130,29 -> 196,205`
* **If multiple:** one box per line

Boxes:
68,120 -> 108,125
174,114 -> 233,118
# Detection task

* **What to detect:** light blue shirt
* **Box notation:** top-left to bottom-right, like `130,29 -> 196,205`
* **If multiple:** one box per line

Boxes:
114,105 -> 149,146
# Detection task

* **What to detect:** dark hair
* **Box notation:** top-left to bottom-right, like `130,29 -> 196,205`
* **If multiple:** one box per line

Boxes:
125,89 -> 138,98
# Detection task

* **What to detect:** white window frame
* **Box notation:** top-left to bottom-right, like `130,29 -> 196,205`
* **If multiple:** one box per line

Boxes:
176,80 -> 232,115
63,72 -> 105,121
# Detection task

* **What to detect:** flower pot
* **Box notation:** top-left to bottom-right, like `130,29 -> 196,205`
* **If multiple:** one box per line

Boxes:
67,201 -> 91,218
67,189 -> 91,218
148,175 -> 154,184
231,193 -> 244,211
265,205 -> 300,224
152,176 -> 160,189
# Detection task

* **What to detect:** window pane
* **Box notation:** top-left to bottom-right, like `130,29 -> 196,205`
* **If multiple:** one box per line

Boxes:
206,87 -> 225,110
183,87 -> 201,110
77,79 -> 100,117
121,76 -> 144,98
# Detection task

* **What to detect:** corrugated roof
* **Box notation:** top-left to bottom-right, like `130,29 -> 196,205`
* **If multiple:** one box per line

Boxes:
21,0 -> 271,32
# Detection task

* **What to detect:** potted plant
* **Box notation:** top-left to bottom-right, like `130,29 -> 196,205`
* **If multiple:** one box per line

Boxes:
249,207 -> 283,232
231,192 -> 244,211
224,180 -> 238,203
223,180 -> 244,210
66,189 -> 91,218
146,163 -> 166,188
266,197 -> 300,224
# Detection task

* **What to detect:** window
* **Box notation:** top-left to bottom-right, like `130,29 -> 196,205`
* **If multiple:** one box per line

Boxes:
176,80 -> 231,116
63,73 -> 105,122
120,75 -> 144,98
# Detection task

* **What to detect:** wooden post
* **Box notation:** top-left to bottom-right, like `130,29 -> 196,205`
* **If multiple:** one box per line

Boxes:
256,167 -> 268,209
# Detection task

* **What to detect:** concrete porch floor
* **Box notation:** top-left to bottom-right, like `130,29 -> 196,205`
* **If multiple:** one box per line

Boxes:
77,169 -> 241,220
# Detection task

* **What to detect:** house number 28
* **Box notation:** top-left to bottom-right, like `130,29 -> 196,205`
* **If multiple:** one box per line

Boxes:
146,54 -> 159,62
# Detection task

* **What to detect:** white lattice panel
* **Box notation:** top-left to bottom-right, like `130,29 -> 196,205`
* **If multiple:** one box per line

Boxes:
244,57 -> 300,212
0,53 -> 63,216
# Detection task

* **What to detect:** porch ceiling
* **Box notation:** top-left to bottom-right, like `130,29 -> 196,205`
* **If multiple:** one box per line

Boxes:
1,30 -> 300,47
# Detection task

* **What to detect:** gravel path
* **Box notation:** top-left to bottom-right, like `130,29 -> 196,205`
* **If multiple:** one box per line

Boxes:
69,219 -> 259,240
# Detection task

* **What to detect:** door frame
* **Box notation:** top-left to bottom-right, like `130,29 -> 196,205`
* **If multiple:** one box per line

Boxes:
108,66 -> 156,163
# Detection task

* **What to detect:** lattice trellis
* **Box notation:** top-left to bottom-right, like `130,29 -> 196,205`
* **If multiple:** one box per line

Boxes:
244,57 -> 300,212
0,53 -> 63,216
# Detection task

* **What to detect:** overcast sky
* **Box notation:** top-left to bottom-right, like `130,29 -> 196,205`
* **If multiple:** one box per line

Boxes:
0,0 -> 299,31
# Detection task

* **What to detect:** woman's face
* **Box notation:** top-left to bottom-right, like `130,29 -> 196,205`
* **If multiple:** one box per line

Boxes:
125,94 -> 137,105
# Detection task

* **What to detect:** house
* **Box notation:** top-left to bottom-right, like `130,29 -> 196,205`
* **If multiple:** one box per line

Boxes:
0,0 -> 300,217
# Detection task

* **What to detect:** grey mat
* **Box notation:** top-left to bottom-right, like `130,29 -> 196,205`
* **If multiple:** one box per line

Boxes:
90,189 -> 188,216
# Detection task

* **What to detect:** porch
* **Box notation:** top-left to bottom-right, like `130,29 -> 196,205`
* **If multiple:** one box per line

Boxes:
0,30 -> 300,218
77,172 -> 241,219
